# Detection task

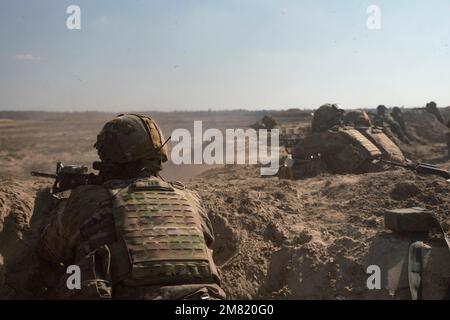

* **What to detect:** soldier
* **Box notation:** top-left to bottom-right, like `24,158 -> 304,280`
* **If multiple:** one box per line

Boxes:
391,107 -> 406,132
260,114 -> 278,131
311,103 -> 344,132
34,114 -> 225,300
250,114 -> 278,131
375,105 -> 409,143
425,101 -> 445,125
343,110 -> 372,128
288,104 -> 405,178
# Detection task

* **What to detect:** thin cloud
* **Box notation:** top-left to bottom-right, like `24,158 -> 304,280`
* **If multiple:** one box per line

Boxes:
14,54 -> 42,61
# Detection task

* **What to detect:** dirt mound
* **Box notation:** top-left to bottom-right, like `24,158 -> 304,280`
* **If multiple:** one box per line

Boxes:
390,181 -> 422,200
191,165 -> 450,299
0,179 -> 36,298
403,109 -> 448,143
383,108 -> 450,161
0,179 -> 34,250
1,165 -> 449,299
440,107 -> 450,125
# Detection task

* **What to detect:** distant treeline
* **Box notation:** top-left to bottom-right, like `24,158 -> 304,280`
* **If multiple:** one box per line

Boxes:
0,110 -> 114,120
0,109 -> 313,121
2,107 -> 447,122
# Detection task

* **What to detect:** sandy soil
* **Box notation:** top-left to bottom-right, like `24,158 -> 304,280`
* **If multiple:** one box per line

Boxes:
192,165 -> 450,299
0,108 -> 449,299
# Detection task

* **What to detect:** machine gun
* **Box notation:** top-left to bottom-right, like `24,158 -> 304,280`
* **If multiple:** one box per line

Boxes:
31,162 -> 102,193
381,159 -> 450,180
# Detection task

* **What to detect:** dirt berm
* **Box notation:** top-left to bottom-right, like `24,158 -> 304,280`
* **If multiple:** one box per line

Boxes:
3,164 -> 449,299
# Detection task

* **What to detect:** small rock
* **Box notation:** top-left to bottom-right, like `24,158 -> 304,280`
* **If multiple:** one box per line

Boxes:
273,191 -> 285,200
390,181 -> 421,200
292,230 -> 313,245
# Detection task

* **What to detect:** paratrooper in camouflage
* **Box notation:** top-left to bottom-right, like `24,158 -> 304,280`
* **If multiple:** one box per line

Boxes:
34,114 -> 225,299
374,105 -> 410,143
280,104 -> 406,179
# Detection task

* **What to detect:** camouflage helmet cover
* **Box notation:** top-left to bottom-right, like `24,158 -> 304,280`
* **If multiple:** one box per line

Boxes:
426,101 -> 437,108
95,114 -> 169,164
392,106 -> 402,115
343,111 -> 372,127
311,103 -> 345,132
377,105 -> 388,115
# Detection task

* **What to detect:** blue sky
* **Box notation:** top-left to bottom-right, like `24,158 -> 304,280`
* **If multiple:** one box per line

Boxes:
0,0 -> 449,111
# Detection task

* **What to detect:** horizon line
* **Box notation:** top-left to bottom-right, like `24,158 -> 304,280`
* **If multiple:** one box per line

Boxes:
2,102 -> 450,113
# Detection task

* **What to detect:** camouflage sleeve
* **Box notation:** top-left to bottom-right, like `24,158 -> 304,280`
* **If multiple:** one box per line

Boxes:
36,192 -> 69,265
184,189 -> 215,248
38,185 -> 111,266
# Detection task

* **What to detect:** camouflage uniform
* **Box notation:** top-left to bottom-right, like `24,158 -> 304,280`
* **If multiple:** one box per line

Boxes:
290,106 -> 405,177
36,114 -> 225,300
391,107 -> 406,133
375,105 -> 409,143
343,110 -> 372,128
425,101 -> 445,125
311,103 -> 344,133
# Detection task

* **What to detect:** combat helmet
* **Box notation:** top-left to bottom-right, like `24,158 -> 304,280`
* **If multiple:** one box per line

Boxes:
95,114 -> 168,167
392,106 -> 402,116
343,111 -> 372,128
311,103 -> 344,132
425,101 -> 445,124
377,105 -> 388,116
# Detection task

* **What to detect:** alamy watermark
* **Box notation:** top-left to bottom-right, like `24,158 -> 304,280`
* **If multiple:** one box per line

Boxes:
65,263 -> 384,290
367,5 -> 381,30
66,265 -> 81,290
170,121 -> 279,176
66,5 -> 81,30
66,5 -> 381,31
366,265 -> 381,290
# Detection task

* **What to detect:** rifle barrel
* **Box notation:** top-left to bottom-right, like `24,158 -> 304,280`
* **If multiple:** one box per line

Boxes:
381,159 -> 450,179
380,159 -> 407,168
30,171 -> 57,179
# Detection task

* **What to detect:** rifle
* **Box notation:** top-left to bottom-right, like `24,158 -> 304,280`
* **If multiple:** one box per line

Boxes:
381,159 -> 450,180
31,162 -> 102,193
